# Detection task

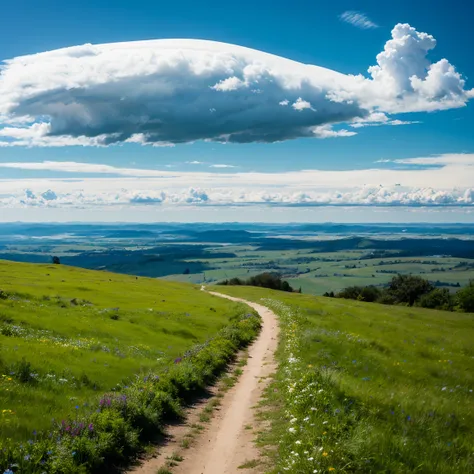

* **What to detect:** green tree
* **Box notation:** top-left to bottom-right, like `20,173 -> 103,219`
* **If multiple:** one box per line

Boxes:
387,274 -> 434,306
456,281 -> 474,312
418,288 -> 454,311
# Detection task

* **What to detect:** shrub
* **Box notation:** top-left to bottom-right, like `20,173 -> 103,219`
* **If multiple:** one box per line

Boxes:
376,292 -> 397,305
15,358 -> 36,384
456,281 -> 474,312
336,286 -> 381,302
336,286 -> 364,300
219,273 -> 295,292
418,288 -> 454,311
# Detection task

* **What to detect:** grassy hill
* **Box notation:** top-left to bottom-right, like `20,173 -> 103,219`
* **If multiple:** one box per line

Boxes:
213,285 -> 474,473
2,257 -> 473,473
0,260 -> 261,473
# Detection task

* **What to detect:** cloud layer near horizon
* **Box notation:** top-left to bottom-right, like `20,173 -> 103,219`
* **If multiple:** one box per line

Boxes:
0,24 -> 472,147
0,153 -> 472,209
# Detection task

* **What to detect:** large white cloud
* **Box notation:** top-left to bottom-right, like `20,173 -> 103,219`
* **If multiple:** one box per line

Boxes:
0,154 -> 472,208
0,23 -> 471,147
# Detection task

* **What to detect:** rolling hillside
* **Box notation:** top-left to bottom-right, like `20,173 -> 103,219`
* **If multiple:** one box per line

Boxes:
1,258 -> 473,473
213,285 -> 474,473
0,260 -> 261,473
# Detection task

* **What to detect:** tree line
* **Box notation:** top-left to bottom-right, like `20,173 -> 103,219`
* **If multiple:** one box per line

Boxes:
324,274 -> 474,312
218,272 -> 299,293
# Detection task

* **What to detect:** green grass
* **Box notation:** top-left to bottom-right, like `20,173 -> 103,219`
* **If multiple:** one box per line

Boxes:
238,459 -> 260,469
213,285 -> 474,473
0,259 -> 249,441
161,246 -> 474,295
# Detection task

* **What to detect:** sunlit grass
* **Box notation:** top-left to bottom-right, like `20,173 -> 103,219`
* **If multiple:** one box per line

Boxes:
0,260 -> 246,441
214,285 -> 474,473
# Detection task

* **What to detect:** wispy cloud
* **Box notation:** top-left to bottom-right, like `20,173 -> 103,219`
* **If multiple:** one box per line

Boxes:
0,24 -> 472,147
350,112 -> 421,128
393,155 -> 474,166
340,11 -> 378,29
0,161 -> 174,177
209,164 -> 236,168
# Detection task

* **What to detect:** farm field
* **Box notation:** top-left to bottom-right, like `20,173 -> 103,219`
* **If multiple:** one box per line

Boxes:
1,223 -> 474,296
214,285 -> 474,473
0,260 -> 250,442
167,248 -> 474,295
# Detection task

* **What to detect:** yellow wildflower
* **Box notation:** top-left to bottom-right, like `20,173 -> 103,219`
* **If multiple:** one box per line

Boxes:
323,452 -> 328,457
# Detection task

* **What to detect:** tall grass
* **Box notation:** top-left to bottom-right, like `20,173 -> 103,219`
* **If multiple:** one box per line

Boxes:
0,310 -> 261,473
0,260 -> 244,440
0,260 -> 262,472
215,286 -> 474,473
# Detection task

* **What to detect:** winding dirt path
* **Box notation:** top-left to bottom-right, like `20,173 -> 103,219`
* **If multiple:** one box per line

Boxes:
174,291 -> 279,474
131,290 -> 279,474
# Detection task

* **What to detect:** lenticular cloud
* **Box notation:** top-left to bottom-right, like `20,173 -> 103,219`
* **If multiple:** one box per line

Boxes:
0,23 -> 472,147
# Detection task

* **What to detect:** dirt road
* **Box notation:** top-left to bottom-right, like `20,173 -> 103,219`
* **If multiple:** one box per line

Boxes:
131,290 -> 279,474
173,291 -> 279,473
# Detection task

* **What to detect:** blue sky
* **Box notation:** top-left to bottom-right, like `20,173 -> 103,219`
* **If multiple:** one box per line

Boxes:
0,0 -> 473,222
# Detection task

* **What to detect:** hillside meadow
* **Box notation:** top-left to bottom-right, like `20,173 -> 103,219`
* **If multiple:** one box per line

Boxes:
213,285 -> 474,473
0,260 -> 262,473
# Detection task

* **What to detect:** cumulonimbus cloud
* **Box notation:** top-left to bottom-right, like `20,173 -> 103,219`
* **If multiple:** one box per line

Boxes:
0,23 -> 472,147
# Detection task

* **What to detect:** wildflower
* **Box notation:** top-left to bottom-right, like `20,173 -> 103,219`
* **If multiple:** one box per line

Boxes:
295,440 -> 301,445
329,468 -> 335,472
288,427 -> 296,433
323,452 -> 328,457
